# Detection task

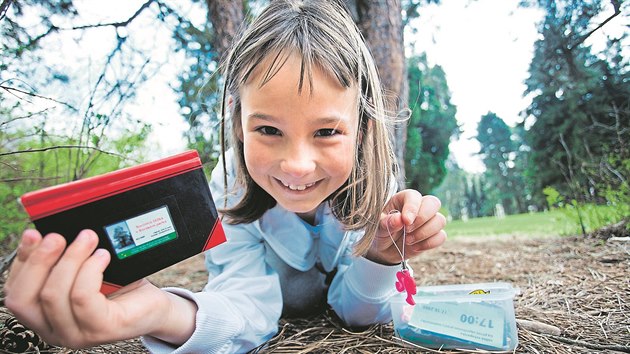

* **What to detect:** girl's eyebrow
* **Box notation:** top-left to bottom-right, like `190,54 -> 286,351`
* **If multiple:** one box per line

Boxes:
248,112 -> 348,125
247,112 -> 276,122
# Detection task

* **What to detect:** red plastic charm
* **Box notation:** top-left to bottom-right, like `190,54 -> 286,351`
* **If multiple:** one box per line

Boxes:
386,210 -> 417,306
395,268 -> 417,306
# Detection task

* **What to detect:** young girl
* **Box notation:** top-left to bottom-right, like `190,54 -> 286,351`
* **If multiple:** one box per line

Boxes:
5,0 -> 446,352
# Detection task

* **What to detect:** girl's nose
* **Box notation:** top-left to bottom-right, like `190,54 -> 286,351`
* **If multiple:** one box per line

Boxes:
280,143 -> 316,178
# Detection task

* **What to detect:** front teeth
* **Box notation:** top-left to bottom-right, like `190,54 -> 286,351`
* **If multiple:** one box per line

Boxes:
283,181 -> 316,191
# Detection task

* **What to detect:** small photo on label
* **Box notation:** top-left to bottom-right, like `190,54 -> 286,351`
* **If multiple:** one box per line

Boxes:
104,205 -> 178,260
105,222 -> 136,253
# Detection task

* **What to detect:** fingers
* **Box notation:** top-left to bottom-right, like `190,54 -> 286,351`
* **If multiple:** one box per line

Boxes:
409,229 -> 447,253
388,192 -> 446,251
385,189 -> 423,225
15,229 -> 43,262
377,210 -> 403,238
72,248 -> 111,330
7,229 -> 43,290
5,229 -> 112,348
40,230 -> 100,338
405,195 -> 442,230
5,231 -> 67,334
370,191 -> 447,264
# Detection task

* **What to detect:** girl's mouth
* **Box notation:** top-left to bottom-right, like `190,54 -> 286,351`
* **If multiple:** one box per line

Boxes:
278,179 -> 318,191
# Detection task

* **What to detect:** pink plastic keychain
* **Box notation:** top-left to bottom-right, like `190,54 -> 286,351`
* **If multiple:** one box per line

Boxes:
387,211 -> 417,306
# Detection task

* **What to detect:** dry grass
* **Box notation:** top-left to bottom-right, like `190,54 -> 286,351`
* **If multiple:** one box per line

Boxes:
0,229 -> 628,353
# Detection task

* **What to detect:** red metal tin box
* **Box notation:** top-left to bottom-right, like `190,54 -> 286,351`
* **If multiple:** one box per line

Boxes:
20,150 -> 225,294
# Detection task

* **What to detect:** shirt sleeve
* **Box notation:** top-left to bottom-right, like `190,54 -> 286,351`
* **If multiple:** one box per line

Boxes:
141,222 -> 282,354
142,152 -> 282,354
327,247 -> 401,327
326,177 -> 403,327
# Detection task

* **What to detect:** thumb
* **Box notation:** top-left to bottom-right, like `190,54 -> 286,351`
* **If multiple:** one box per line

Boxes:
378,211 -> 405,240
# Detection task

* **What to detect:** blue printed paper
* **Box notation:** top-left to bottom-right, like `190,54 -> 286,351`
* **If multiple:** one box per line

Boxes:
409,301 -> 506,348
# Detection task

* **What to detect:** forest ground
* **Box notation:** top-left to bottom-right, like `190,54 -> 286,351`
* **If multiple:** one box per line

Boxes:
0,224 -> 628,354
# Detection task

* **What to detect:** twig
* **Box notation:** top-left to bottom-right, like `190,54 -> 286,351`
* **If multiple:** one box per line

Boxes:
0,249 -> 16,275
0,0 -> 12,21
516,319 -> 562,336
70,0 -> 154,30
0,83 -> 78,111
22,0 -> 156,50
0,146 -> 131,161
0,176 -> 64,183
0,108 -> 54,128
568,2 -> 622,50
549,334 -> 630,353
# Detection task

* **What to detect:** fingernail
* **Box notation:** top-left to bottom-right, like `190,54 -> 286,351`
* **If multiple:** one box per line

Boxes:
21,233 -> 35,247
77,229 -> 97,244
406,212 -> 415,223
93,248 -> 109,258
40,235 -> 58,250
76,230 -> 91,242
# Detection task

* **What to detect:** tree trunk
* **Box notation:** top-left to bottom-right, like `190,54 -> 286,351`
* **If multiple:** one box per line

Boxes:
347,0 -> 408,187
206,0 -> 244,63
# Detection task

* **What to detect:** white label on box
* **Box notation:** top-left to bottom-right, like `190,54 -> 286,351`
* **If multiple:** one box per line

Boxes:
409,301 -> 505,348
104,206 -> 177,259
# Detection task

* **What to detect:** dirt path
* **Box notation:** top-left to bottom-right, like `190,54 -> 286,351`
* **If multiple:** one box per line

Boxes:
1,234 -> 628,353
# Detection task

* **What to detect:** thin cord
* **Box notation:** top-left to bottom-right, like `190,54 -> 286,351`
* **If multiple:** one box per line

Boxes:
386,210 -> 406,268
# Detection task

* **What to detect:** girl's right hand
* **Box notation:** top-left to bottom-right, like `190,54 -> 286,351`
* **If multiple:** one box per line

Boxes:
4,229 -> 197,349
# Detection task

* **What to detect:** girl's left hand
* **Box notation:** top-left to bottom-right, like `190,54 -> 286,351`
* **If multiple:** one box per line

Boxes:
365,189 -> 446,265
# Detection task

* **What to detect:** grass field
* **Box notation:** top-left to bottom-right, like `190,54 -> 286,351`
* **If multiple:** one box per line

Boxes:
444,210 -> 582,238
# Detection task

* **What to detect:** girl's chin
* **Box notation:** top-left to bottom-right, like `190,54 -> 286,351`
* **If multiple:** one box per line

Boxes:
277,201 -> 319,215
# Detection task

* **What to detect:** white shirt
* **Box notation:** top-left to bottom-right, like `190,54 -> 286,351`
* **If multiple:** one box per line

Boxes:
142,150 -> 402,353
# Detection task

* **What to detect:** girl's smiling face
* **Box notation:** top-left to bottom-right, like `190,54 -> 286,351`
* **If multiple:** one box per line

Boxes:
239,53 -> 360,222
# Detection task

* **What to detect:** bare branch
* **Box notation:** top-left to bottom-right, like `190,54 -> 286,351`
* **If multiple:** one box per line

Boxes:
74,35 -> 129,178
569,3 -> 622,50
0,145 -> 130,161
0,160 -> 20,171
558,133 -> 576,183
21,25 -> 59,52
70,0 -> 155,31
21,0 -> 156,50
0,0 -> 12,21
1,176 -> 65,183
0,81 -> 78,111
0,107 -> 53,128
603,160 -> 626,184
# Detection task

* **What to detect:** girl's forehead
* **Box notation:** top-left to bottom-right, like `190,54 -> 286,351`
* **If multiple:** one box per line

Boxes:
239,52 -> 360,124
242,50 -> 355,94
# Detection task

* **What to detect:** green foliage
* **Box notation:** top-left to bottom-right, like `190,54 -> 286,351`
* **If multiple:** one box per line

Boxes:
543,186 -> 562,208
401,0 -> 441,26
543,186 -> 627,236
0,124 -> 150,247
171,19 -> 222,165
0,180 -> 32,248
523,0 -> 629,202
476,112 -> 528,215
432,160 -> 468,220
172,1 -> 261,166
445,210 -> 579,238
405,53 -> 460,193
1,0 -> 87,97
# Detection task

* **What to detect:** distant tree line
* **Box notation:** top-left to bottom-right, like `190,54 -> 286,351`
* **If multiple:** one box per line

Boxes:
432,0 -> 628,223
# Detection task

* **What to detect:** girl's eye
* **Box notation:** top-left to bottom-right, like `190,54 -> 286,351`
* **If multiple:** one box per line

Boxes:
315,128 -> 340,137
255,126 -> 281,136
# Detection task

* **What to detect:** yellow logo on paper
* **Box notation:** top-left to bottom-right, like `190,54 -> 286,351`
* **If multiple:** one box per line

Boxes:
469,289 -> 490,295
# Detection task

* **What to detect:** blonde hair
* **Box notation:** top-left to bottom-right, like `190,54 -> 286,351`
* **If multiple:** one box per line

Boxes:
219,0 -> 398,255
